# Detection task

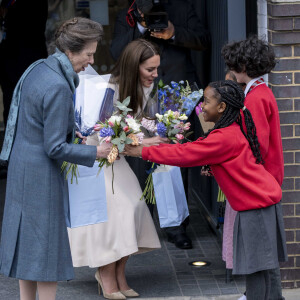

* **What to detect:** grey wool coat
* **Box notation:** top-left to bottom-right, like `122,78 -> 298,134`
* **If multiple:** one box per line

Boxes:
0,54 -> 97,281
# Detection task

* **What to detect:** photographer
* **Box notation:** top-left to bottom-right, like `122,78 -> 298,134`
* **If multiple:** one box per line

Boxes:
110,0 -> 210,250
110,0 -> 210,85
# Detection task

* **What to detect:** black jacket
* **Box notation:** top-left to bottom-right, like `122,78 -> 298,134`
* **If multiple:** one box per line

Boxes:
110,0 -> 210,85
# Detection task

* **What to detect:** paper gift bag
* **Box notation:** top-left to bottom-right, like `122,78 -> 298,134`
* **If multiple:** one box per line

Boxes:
65,162 -> 108,228
152,165 -> 189,228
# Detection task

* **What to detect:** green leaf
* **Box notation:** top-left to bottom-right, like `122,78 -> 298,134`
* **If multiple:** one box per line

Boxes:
158,79 -> 164,88
112,137 -> 121,144
120,131 -> 127,140
118,143 -> 125,153
122,96 -> 131,107
125,137 -> 133,144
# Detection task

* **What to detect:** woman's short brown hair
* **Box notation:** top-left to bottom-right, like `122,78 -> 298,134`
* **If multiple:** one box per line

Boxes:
55,17 -> 103,53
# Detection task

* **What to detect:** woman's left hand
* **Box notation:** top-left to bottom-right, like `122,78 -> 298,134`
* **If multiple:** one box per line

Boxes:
75,131 -> 87,144
122,145 -> 143,158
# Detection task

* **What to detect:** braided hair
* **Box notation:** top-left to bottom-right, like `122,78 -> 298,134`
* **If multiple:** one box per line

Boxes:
204,80 -> 264,164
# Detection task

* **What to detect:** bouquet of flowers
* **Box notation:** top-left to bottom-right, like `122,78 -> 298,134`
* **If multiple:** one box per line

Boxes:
94,96 -> 144,193
140,110 -> 192,204
158,80 -> 203,117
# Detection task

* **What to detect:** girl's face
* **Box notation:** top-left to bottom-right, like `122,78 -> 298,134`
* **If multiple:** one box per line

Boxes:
201,86 -> 225,123
67,41 -> 98,73
139,55 -> 160,88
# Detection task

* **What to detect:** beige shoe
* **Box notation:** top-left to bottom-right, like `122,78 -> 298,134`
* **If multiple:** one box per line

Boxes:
95,270 -> 126,300
120,289 -> 139,297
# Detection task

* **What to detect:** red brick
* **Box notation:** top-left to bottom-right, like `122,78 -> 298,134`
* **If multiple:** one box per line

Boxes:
295,73 -> 300,84
296,204 -> 300,216
296,125 -> 300,136
282,178 -> 294,190
281,281 -> 295,288
269,72 -> 293,85
285,217 -> 300,230
283,152 -> 294,164
296,152 -> 300,164
273,86 -> 300,98
282,138 -> 300,151
295,99 -> 300,111
272,32 -> 300,45
280,256 -> 295,268
269,18 -> 294,30
273,59 -> 300,71
285,230 -> 295,242
273,46 -> 292,58
283,165 -> 300,177
280,112 -> 299,124
281,125 -> 293,137
277,99 -> 293,111
295,46 -> 300,57
296,178 -> 300,190
268,4 -> 300,17
295,18 -> 300,30
283,204 -> 295,216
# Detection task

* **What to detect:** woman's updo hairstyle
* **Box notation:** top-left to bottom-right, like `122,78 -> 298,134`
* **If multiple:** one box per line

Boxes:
55,17 -> 103,53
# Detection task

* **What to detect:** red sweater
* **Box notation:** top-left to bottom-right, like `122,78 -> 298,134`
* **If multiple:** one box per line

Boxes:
245,84 -> 284,185
142,123 -> 282,211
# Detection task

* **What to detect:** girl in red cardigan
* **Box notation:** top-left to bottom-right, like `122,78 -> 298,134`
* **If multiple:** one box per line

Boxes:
124,80 -> 287,300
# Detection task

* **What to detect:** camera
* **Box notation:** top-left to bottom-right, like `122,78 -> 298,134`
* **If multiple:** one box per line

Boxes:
136,0 -> 168,32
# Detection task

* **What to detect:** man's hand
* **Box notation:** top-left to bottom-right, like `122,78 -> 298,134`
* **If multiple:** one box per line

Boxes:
150,21 -> 175,40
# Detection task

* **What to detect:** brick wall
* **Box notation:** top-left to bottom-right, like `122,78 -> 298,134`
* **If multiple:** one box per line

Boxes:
268,0 -> 300,288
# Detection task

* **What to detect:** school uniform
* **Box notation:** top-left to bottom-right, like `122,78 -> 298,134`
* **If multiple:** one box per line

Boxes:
141,122 -> 287,274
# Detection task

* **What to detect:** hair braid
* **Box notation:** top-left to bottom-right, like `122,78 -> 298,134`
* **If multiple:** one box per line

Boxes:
204,80 -> 264,164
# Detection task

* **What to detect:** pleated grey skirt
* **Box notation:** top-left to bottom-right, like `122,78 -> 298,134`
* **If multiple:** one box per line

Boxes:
233,202 -> 287,275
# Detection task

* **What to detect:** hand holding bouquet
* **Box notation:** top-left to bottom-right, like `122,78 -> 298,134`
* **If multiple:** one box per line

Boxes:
140,110 -> 192,204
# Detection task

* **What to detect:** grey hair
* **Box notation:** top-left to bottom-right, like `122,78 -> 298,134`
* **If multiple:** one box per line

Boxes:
55,17 -> 103,53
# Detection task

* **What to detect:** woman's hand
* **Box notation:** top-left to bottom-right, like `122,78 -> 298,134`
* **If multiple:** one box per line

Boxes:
142,136 -> 170,147
123,145 -> 143,158
75,131 -> 87,144
96,143 -> 114,159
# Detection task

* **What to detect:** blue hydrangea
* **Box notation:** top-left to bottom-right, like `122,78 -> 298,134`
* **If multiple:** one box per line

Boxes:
170,81 -> 179,89
99,127 -> 115,137
157,122 -> 167,137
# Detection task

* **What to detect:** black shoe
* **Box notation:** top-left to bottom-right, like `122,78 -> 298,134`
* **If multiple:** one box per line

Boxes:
168,232 -> 193,249
0,165 -> 7,179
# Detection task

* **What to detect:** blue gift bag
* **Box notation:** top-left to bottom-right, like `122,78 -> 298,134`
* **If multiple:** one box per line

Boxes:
65,162 -> 108,228
152,165 -> 189,228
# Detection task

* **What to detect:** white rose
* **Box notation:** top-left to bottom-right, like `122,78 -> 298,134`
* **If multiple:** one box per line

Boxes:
126,118 -> 141,132
155,113 -> 163,121
179,114 -> 188,120
108,115 -> 121,125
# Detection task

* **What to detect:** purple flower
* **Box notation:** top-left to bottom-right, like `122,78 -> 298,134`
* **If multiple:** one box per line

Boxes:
157,122 -> 167,137
99,127 -> 114,137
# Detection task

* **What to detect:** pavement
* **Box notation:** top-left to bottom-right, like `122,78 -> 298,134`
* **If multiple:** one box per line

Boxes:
0,130 -> 299,299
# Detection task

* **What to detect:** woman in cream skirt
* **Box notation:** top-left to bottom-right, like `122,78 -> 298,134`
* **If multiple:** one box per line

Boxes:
68,39 -> 167,299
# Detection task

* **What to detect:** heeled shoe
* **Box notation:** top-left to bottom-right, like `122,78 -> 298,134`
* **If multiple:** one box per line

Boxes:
120,289 -> 139,297
95,270 -> 126,299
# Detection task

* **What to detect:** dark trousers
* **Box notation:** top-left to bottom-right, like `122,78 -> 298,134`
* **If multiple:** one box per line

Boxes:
246,268 -> 284,300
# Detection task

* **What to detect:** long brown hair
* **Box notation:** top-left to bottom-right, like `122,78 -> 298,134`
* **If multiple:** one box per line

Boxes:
111,39 -> 160,115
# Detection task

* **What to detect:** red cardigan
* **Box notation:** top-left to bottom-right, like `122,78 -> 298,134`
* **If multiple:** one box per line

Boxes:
245,84 -> 284,185
142,123 -> 282,211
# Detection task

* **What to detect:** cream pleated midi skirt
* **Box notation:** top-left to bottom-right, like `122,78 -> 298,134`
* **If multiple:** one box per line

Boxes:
67,155 -> 161,268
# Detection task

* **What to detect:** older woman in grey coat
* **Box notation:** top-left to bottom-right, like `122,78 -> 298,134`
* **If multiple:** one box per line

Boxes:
0,17 -> 111,300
